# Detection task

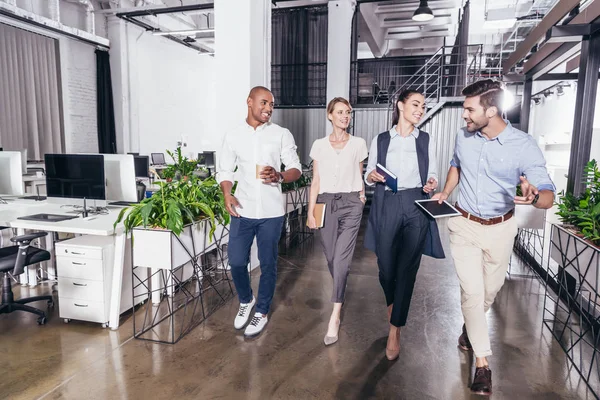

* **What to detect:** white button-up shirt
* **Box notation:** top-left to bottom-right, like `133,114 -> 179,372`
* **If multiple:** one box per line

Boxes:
217,121 -> 302,219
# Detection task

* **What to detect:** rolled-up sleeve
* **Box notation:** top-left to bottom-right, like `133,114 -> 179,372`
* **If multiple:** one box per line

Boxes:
364,135 -> 378,186
428,133 -> 438,182
216,133 -> 236,184
450,133 -> 460,168
521,138 -> 556,192
281,129 -> 302,173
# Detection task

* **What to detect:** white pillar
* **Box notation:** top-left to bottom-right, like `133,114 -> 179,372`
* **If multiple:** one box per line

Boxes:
214,0 -> 271,143
326,0 -> 356,103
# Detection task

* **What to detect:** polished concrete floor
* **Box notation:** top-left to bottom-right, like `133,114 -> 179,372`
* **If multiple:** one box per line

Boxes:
1,218 -> 596,399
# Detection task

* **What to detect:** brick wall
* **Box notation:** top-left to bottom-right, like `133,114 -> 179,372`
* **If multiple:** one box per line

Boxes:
65,39 -> 98,153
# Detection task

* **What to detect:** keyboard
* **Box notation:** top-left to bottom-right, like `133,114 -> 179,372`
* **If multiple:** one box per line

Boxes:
108,201 -> 139,206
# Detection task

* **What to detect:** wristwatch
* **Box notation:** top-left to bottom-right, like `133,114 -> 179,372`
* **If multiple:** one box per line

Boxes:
277,172 -> 285,184
531,193 -> 540,205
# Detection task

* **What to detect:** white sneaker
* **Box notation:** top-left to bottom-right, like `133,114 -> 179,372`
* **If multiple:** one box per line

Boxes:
244,313 -> 268,338
234,297 -> 256,330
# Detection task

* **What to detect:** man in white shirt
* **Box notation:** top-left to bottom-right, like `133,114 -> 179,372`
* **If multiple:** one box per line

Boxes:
217,86 -> 302,338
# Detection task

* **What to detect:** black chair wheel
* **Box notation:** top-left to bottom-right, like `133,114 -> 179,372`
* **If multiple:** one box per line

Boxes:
37,316 -> 47,325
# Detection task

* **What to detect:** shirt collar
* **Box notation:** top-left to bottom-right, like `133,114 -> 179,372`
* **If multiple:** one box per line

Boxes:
390,125 -> 419,139
246,120 -> 270,132
476,120 -> 512,145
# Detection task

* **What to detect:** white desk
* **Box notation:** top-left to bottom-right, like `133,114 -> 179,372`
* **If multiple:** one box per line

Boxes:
0,200 -> 128,330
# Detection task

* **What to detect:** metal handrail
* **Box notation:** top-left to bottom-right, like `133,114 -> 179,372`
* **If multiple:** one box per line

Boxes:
386,44 -> 484,124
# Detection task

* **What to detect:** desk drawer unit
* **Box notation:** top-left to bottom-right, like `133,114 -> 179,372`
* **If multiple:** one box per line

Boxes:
56,257 -> 104,281
55,236 -> 114,328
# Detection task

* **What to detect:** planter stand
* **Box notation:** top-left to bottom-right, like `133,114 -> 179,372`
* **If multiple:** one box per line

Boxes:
130,221 -> 234,344
542,224 -> 600,397
281,186 -> 313,253
510,206 -> 547,278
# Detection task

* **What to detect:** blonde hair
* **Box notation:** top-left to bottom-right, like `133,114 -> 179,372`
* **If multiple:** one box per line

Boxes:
326,97 -> 352,122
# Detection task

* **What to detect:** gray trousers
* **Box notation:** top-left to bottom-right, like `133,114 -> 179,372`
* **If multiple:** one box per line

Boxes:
317,192 -> 364,303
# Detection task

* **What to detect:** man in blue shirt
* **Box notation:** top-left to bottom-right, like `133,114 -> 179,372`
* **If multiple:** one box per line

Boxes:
433,79 -> 555,395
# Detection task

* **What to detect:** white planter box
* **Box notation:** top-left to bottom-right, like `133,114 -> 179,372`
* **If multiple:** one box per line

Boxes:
132,220 -> 207,270
515,204 -> 546,229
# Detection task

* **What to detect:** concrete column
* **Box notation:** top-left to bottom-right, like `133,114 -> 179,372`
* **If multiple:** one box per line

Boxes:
326,0 -> 356,103
214,0 -> 271,139
108,16 -> 140,153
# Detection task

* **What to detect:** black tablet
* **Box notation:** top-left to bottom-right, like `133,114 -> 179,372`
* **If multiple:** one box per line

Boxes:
415,199 -> 462,219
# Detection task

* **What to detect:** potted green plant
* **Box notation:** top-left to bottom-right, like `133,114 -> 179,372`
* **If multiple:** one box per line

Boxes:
551,160 -> 600,292
113,149 -> 230,271
555,159 -> 600,247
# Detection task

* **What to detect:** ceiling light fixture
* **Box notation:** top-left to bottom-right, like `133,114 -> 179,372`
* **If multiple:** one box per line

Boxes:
412,0 -> 434,22
153,28 -> 215,36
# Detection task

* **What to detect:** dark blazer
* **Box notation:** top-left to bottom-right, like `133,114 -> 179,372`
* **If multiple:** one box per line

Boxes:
364,129 -> 445,259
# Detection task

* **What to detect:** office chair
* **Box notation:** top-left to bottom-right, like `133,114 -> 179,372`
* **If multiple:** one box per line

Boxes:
0,232 -> 53,325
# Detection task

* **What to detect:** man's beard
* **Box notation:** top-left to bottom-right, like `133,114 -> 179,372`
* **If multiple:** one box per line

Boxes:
466,119 -> 487,133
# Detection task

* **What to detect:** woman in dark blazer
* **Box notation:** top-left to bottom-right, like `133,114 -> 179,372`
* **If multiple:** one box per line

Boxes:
364,89 -> 445,361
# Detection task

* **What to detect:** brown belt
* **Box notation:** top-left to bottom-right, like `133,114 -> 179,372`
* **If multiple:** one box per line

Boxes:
455,203 -> 514,226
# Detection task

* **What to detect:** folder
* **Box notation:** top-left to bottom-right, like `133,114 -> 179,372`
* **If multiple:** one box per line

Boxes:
308,203 -> 326,228
376,163 -> 398,193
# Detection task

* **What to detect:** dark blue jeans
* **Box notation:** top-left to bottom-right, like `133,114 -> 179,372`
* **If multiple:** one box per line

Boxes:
228,215 -> 284,315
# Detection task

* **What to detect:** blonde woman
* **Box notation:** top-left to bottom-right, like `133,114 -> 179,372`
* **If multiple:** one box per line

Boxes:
307,97 -> 369,346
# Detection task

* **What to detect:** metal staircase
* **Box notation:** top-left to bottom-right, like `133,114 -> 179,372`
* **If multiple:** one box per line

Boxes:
387,44 -> 485,125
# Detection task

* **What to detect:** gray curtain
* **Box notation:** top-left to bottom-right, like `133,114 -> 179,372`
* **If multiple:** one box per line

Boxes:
272,6 -> 328,106
0,23 -> 64,160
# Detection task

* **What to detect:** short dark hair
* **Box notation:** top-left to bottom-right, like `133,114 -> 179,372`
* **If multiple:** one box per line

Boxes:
391,89 -> 423,126
462,79 -> 505,114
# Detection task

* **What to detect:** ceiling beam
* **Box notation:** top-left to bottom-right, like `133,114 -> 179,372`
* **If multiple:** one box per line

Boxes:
382,16 -> 453,28
526,42 -> 581,79
388,36 -> 445,50
376,0 -> 459,12
359,3 -> 386,57
523,0 -> 600,76
566,54 -> 580,72
545,23 -> 600,43
386,29 -> 451,40
503,0 -> 579,74
387,23 -> 457,33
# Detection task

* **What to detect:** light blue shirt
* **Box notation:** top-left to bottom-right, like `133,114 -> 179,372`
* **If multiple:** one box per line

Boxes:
450,121 -> 555,219
365,126 -> 438,190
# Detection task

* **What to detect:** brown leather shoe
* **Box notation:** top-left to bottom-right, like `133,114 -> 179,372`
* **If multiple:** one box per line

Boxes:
471,366 -> 492,395
458,324 -> 473,351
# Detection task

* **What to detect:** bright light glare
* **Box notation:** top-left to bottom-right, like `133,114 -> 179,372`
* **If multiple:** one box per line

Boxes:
503,90 -> 514,111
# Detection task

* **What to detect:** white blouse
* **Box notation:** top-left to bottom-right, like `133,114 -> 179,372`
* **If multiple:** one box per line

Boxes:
310,135 -> 369,194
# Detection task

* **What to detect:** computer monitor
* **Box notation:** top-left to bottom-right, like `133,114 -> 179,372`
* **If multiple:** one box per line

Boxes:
45,154 -> 106,200
151,153 -> 166,165
102,154 -> 137,202
203,151 -> 215,167
0,151 -> 24,196
134,155 -> 150,178
18,149 -> 27,174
